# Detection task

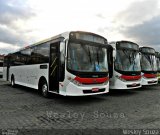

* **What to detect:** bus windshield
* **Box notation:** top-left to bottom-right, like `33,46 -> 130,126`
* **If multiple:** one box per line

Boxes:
141,54 -> 157,71
67,42 -> 108,72
115,49 -> 141,72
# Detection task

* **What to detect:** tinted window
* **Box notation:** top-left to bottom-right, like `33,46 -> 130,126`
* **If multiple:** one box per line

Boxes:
30,43 -> 49,64
6,43 -> 50,66
3,56 -> 9,67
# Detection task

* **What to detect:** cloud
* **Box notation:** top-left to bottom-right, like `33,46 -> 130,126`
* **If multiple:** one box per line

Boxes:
0,0 -> 160,54
114,0 -> 160,26
0,0 -> 35,54
0,0 -> 34,25
119,15 -> 160,51
0,25 -> 26,45
0,42 -> 20,54
97,0 -> 160,51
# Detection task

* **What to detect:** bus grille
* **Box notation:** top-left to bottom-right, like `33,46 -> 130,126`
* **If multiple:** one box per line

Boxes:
148,81 -> 157,84
83,88 -> 105,94
127,83 -> 140,88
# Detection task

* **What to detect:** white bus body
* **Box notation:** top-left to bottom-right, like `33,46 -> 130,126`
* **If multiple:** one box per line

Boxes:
108,41 -> 141,89
140,46 -> 158,85
3,31 -> 110,97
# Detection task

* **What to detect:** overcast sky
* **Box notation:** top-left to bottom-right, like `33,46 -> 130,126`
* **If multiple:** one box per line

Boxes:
0,0 -> 160,54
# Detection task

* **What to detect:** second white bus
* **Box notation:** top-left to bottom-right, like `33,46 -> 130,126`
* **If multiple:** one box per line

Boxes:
108,41 -> 141,89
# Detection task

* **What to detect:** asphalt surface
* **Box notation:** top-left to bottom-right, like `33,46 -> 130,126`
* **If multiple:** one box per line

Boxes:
0,79 -> 160,135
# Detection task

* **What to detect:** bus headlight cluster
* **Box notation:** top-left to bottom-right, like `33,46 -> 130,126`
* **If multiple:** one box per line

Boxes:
67,77 -> 82,86
103,79 -> 109,85
142,74 -> 157,79
115,75 -> 127,82
142,75 -> 147,79
115,75 -> 141,82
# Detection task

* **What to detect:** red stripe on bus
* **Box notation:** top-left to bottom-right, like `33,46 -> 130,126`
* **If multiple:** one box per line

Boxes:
74,77 -> 109,84
120,75 -> 141,81
143,73 -> 157,78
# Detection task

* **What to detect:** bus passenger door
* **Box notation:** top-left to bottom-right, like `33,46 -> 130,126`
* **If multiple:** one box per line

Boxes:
49,42 -> 60,93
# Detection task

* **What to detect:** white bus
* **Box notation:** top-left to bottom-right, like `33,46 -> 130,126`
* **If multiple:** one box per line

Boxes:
3,31 -> 110,97
139,47 -> 158,85
156,52 -> 160,81
108,41 -> 141,89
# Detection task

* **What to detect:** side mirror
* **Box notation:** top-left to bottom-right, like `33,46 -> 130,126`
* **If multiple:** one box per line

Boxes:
113,49 -> 116,59
139,52 -> 141,59
60,41 -> 65,63
59,41 -> 66,81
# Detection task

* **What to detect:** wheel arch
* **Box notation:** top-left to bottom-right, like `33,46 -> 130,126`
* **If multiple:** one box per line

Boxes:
38,76 -> 48,90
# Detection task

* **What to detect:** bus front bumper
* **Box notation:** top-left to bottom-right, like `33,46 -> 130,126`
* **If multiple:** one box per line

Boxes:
109,79 -> 141,89
63,82 -> 109,96
141,77 -> 158,85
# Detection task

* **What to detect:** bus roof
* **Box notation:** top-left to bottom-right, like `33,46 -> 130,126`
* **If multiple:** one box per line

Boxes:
8,31 -> 108,55
109,40 -> 138,45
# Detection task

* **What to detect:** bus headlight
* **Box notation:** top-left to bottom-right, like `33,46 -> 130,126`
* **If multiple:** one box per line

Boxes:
115,75 -> 141,82
115,75 -> 127,82
142,73 -> 157,79
103,79 -> 109,85
68,77 -> 82,86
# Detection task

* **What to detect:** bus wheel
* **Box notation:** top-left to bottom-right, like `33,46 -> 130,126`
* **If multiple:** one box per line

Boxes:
41,80 -> 49,98
11,75 -> 16,87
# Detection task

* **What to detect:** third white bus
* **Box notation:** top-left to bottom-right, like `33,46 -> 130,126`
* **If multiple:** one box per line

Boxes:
156,51 -> 160,81
139,46 -> 158,85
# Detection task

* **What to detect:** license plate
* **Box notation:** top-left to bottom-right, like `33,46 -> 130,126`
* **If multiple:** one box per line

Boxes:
92,88 -> 99,92
131,83 -> 137,86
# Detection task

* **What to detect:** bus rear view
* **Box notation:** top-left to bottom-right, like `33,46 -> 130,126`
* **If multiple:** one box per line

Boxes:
109,41 -> 141,89
140,47 -> 158,85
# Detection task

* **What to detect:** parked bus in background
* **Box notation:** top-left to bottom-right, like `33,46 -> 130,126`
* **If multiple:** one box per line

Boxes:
139,46 -> 158,85
156,52 -> 160,81
0,55 -> 4,78
108,41 -> 141,89
3,31 -> 111,97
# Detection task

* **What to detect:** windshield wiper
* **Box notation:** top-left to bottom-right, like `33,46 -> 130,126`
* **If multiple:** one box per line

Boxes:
122,49 -> 132,64
96,48 -> 100,65
144,54 -> 154,70
130,50 -> 137,71
91,47 -> 96,71
87,46 -> 92,64
122,49 -> 137,71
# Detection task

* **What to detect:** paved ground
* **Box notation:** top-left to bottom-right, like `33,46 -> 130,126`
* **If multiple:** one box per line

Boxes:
0,79 -> 160,135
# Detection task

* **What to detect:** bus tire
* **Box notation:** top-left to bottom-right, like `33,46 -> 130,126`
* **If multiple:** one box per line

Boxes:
11,75 -> 16,87
40,79 -> 49,98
